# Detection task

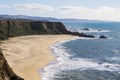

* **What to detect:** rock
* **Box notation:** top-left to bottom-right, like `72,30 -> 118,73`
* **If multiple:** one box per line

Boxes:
98,30 -> 102,31
100,35 -> 107,39
68,32 -> 95,38
104,65 -> 110,68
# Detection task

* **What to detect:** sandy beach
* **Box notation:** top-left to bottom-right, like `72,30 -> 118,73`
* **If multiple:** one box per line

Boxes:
0,35 -> 77,80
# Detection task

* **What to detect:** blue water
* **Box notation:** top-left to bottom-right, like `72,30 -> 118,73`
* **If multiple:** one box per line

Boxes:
41,21 -> 120,80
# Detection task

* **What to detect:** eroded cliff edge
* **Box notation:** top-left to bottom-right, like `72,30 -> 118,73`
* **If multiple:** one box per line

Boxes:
0,49 -> 24,80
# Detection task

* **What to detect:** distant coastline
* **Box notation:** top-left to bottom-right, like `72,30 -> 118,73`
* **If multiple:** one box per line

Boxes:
0,14 -> 119,22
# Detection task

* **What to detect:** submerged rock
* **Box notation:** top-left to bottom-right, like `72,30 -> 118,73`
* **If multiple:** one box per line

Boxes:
98,30 -> 102,31
104,65 -> 110,68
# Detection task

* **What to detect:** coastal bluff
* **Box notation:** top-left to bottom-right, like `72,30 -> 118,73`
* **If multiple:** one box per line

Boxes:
0,19 -> 94,40
0,19 -> 69,40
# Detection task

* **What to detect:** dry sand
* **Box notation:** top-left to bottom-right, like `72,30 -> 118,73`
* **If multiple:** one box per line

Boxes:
0,35 -> 77,80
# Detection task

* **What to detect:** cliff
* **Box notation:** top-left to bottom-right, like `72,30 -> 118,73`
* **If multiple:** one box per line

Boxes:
0,19 -> 94,40
0,49 -> 24,80
0,19 -> 67,40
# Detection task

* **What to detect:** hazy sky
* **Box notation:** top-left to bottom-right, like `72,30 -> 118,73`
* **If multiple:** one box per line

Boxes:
0,0 -> 120,21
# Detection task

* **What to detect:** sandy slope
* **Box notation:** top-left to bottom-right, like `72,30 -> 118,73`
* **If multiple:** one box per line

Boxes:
0,35 -> 77,80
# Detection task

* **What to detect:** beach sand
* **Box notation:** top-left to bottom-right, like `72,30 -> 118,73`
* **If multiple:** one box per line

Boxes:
0,35 -> 77,80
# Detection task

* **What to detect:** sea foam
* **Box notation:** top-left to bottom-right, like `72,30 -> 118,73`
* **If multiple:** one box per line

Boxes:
40,38 -> 120,80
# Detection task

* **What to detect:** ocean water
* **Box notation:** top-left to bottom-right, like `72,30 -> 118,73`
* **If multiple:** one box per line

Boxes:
41,21 -> 120,80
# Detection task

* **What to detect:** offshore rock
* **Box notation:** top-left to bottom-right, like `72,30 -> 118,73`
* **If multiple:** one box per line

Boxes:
82,28 -> 89,31
100,35 -> 107,39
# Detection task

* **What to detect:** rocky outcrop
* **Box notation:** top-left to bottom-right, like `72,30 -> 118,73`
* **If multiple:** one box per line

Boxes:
0,49 -> 24,80
68,32 -> 95,38
82,28 -> 89,31
0,19 -> 94,40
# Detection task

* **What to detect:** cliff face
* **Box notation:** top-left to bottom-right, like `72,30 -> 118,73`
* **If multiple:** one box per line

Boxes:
30,21 -> 68,34
0,19 -> 94,40
0,19 -> 69,40
0,49 -> 24,80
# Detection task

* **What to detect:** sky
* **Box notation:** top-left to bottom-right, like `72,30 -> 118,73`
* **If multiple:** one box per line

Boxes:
0,0 -> 120,21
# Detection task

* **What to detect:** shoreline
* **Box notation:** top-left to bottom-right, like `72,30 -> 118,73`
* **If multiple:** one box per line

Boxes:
41,37 -> 80,80
0,35 -> 78,80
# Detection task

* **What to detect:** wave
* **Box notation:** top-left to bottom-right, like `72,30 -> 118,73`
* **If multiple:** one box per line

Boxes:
78,28 -> 110,33
67,27 -> 110,33
40,38 -> 120,80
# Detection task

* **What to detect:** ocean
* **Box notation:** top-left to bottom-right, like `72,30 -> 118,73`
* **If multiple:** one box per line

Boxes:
41,21 -> 120,80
